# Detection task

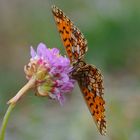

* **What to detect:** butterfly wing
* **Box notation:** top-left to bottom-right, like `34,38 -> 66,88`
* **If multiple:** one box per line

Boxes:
52,5 -> 106,135
52,5 -> 88,63
74,64 -> 106,135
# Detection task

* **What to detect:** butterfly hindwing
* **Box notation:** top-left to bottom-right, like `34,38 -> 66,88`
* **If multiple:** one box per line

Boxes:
52,5 -> 88,63
74,64 -> 106,135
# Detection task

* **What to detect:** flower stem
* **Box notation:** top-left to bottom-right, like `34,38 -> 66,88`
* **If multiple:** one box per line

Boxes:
0,104 -> 15,140
7,77 -> 36,104
0,78 -> 36,140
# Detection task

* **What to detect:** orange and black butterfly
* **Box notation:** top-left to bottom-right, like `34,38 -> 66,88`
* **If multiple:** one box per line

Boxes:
52,5 -> 106,135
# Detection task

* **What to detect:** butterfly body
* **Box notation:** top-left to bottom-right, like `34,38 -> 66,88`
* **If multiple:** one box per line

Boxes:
52,5 -> 106,135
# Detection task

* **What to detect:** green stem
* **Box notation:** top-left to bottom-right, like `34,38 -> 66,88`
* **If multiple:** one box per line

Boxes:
0,104 -> 15,140
0,78 -> 36,140
7,78 -> 36,104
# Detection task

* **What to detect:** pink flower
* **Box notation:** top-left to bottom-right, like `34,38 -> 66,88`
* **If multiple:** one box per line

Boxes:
24,43 -> 75,105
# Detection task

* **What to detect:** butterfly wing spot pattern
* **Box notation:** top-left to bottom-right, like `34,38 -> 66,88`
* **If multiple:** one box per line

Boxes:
76,64 -> 106,135
52,6 -> 73,60
52,5 -> 106,135
52,5 -> 88,63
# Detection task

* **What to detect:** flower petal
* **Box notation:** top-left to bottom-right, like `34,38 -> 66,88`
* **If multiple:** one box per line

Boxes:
30,46 -> 36,58
57,93 -> 65,106
37,43 -> 47,58
51,48 -> 60,55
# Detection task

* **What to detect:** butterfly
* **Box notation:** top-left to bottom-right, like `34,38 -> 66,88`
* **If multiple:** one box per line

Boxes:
52,5 -> 106,135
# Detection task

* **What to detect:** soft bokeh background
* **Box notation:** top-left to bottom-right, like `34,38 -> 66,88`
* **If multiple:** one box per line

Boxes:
0,0 -> 140,140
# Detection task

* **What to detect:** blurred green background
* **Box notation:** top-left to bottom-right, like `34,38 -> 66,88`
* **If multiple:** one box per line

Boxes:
0,0 -> 140,140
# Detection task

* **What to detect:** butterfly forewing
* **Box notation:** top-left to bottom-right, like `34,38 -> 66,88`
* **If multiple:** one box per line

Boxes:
52,5 -> 88,63
75,64 -> 106,135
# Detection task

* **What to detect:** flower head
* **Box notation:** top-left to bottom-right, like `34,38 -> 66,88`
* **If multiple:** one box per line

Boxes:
24,43 -> 75,105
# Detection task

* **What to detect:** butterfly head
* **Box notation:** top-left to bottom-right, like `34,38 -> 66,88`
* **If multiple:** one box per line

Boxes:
70,59 -> 86,79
